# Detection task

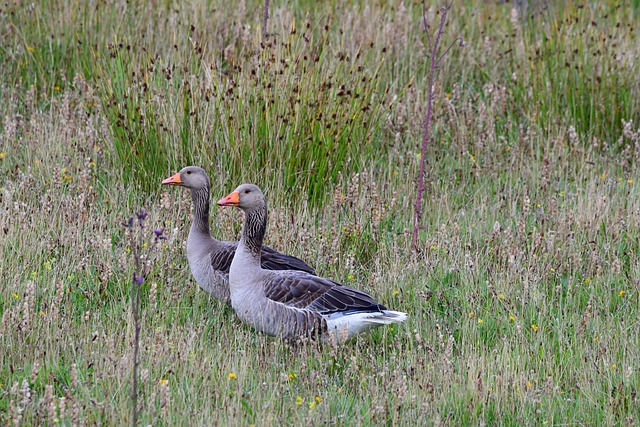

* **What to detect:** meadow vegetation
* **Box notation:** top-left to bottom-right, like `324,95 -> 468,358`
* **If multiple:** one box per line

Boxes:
1,0 -> 640,424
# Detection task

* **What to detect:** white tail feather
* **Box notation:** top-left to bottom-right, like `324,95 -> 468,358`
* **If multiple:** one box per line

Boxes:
362,310 -> 407,325
323,310 -> 408,344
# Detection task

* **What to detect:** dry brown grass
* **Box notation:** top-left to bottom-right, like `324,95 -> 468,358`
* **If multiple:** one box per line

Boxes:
1,0 -> 640,425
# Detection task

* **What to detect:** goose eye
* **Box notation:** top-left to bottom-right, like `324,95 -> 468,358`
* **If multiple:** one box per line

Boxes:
244,189 -> 250,194
186,171 -> 192,175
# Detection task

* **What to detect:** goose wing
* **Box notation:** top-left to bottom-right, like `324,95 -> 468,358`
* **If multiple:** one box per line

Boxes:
263,271 -> 386,315
213,242 -> 315,275
209,242 -> 237,273
260,245 -> 316,274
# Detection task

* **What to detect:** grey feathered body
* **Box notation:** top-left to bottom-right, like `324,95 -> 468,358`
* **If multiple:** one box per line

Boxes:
226,185 -> 407,344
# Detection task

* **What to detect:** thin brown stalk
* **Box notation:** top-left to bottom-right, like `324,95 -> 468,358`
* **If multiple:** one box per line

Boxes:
413,0 -> 456,252
131,261 -> 141,426
262,0 -> 270,39
124,209 -> 149,426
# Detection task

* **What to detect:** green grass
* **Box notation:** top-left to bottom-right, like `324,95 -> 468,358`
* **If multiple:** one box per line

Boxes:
1,0 -> 640,425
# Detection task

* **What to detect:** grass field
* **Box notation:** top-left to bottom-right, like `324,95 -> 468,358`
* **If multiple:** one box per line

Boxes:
2,0 -> 640,425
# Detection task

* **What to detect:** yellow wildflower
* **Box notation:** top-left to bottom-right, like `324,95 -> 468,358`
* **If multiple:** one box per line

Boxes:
315,396 -> 321,403
584,277 -> 591,284
228,373 -> 236,380
0,152 -> 6,159
498,293 -> 505,300
628,179 -> 634,184
478,319 -> 483,325
468,312 -> 474,319
27,45 -> 34,52
12,293 -> 19,299
619,290 -> 626,297
509,315 -> 515,322
159,378 -> 168,385
531,324 -> 539,332
295,396 -> 303,406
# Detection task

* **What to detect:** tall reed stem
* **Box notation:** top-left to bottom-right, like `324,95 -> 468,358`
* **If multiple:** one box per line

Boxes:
413,1 -> 456,252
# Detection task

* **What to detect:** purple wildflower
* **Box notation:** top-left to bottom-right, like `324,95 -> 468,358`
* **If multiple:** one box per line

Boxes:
154,228 -> 168,242
136,208 -> 148,227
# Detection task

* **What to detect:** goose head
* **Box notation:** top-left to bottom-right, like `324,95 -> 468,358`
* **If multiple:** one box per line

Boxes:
162,166 -> 209,190
217,184 -> 265,210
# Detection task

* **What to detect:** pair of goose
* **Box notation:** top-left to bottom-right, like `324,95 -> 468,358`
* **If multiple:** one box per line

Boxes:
162,166 -> 406,344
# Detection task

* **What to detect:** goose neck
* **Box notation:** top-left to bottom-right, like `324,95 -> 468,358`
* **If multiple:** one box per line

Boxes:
190,187 -> 211,234
240,204 -> 267,259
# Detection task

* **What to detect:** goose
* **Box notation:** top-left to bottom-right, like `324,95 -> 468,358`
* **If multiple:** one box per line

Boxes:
161,167 -> 315,303
217,183 -> 407,344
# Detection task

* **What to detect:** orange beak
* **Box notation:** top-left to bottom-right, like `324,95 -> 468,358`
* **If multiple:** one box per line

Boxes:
161,172 -> 182,186
217,191 -> 240,206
